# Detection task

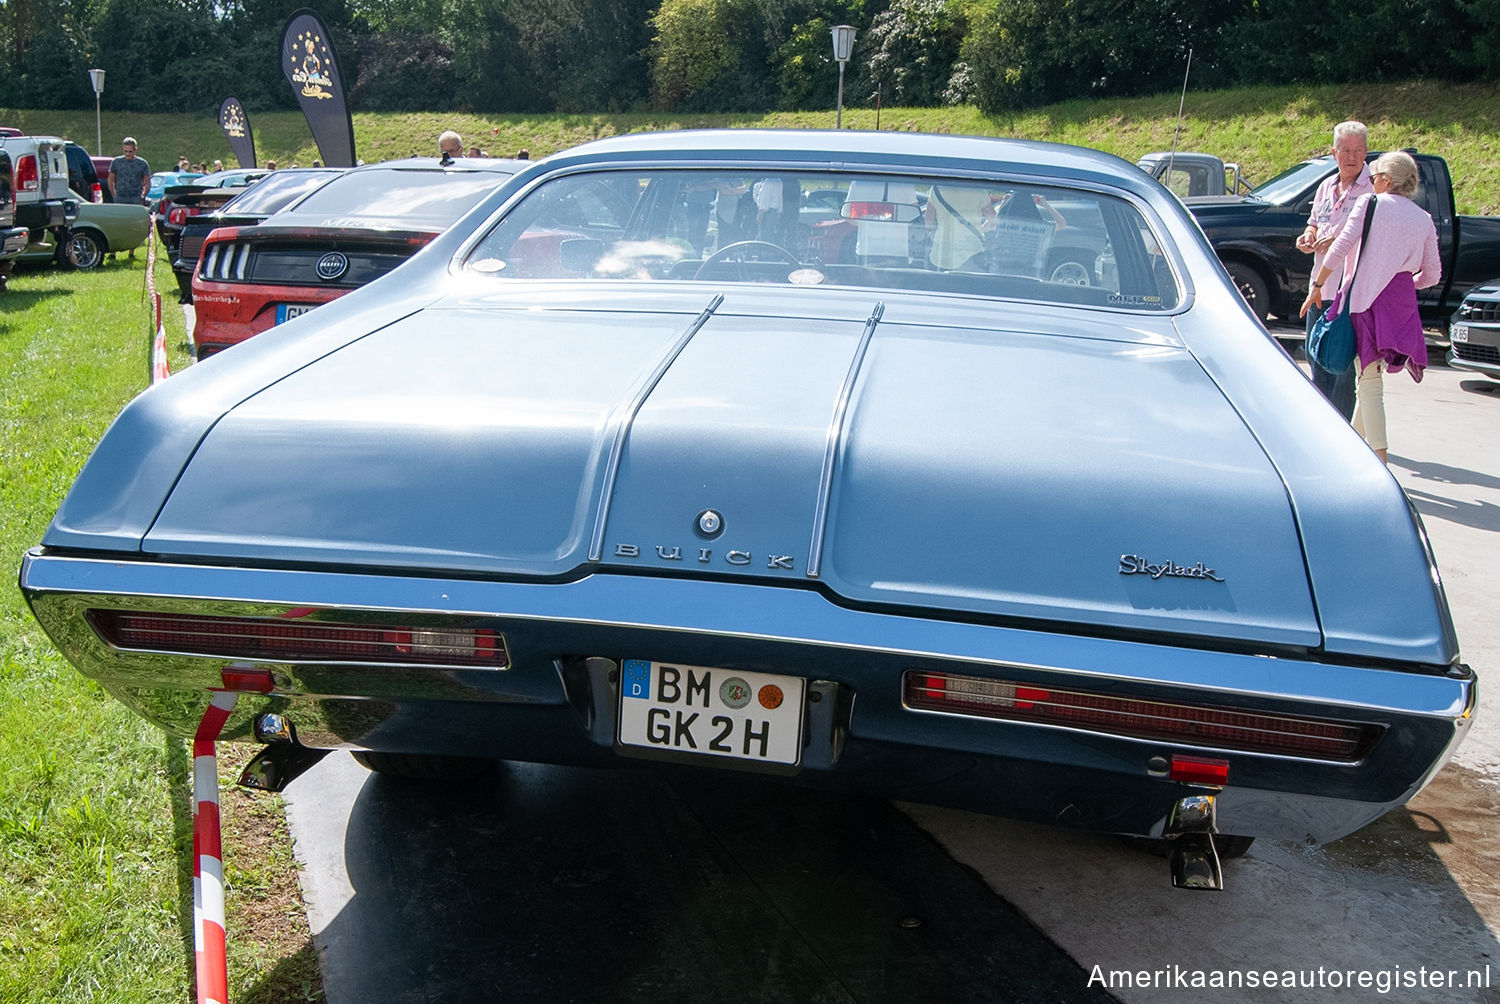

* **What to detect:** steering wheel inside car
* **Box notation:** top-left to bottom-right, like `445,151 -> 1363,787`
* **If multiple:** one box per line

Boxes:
694,240 -> 800,281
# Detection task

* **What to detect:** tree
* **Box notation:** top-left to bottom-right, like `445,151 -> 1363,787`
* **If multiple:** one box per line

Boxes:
964,0 -> 1247,111
863,0 -> 964,107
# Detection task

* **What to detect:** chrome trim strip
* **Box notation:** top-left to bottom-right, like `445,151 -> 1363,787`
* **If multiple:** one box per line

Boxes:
807,301 -> 884,579
20,552 -> 1471,720
586,294 -> 723,562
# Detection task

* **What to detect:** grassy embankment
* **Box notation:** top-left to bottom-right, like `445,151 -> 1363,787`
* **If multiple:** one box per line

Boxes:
6,78 -> 1500,212
3,78 -> 1500,1001
0,256 -> 316,1001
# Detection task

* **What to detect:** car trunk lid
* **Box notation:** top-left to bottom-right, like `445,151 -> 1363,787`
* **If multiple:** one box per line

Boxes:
144,287 -> 1318,647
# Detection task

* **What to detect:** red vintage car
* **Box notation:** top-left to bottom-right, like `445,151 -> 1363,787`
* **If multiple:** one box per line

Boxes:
191,157 -> 524,356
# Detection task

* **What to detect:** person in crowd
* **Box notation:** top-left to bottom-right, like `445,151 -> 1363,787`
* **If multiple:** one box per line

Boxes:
439,131 -> 463,163
516,149 -> 530,160
927,183 -> 995,271
109,137 -> 151,207
109,137 -> 151,259
713,178 -> 751,248
1300,151 -> 1440,464
211,159 -> 222,173
1296,121 -> 1374,419
265,160 -> 277,171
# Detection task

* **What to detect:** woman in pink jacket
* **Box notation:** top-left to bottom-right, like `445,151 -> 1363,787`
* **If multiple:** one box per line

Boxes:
1299,151 -> 1440,464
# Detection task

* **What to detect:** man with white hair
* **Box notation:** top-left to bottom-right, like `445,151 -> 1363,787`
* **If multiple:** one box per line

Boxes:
438,130 -> 462,164
1295,120 -> 1373,419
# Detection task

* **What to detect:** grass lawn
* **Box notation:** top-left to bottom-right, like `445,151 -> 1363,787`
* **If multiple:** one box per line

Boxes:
0,251 -> 319,1001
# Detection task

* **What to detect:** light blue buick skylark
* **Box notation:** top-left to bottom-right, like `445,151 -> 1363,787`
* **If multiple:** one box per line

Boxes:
19,130 -> 1474,889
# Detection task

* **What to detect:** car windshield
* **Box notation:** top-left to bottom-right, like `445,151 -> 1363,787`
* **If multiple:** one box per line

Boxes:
1250,159 -> 1332,205
220,170 -> 338,215
289,167 -> 513,228
464,168 -> 1179,310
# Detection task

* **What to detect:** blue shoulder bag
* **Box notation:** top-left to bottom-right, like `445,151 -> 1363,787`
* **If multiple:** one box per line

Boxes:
1306,198 -> 1377,372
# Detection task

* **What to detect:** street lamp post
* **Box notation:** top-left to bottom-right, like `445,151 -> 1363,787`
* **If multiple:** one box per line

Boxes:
88,69 -> 106,156
831,25 -> 856,129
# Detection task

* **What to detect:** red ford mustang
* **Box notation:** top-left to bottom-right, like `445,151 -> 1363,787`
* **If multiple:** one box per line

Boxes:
191,156 -> 525,357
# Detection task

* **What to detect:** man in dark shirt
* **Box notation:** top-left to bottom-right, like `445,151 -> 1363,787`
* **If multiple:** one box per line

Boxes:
109,137 -> 151,207
108,137 -> 151,260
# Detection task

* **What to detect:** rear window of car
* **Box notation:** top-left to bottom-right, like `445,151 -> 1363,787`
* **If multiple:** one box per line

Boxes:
220,171 -> 337,215
289,168 -> 513,228
463,169 -> 1179,310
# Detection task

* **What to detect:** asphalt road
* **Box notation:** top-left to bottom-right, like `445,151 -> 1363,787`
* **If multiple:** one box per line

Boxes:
284,351 -> 1500,1004
286,754 -> 1111,1003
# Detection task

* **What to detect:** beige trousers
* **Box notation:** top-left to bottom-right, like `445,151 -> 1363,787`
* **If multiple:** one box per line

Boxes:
1351,360 -> 1387,451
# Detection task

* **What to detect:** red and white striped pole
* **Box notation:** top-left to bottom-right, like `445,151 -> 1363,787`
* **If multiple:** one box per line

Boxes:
193,690 -> 237,1004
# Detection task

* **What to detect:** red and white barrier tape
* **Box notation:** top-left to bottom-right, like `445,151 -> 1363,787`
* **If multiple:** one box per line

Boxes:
152,293 -> 170,383
145,212 -> 171,384
193,691 -> 237,1004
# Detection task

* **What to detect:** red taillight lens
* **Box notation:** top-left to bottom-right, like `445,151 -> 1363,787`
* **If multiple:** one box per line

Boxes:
91,182 -> 102,204
168,207 -> 188,224
904,671 -> 1377,762
1169,755 -> 1230,786
88,609 -> 509,668
16,154 -> 38,191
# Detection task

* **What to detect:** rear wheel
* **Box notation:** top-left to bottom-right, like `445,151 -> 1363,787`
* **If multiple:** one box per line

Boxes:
352,750 -> 495,781
1225,260 -> 1270,322
67,229 -> 105,270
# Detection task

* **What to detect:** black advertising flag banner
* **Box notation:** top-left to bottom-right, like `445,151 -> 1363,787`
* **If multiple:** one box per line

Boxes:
280,9 -> 356,167
217,97 -> 257,168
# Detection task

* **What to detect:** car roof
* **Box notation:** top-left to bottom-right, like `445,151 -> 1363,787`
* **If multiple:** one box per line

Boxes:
544,129 -> 1147,187
349,156 -> 529,173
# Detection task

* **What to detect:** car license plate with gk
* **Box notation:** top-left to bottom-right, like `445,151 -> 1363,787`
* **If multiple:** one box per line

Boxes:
275,303 -> 313,325
618,660 -> 805,766
1451,323 -> 1469,343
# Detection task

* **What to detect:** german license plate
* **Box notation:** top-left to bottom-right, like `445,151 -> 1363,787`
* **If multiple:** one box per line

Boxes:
275,303 -> 313,325
1450,323 -> 1469,343
618,660 -> 804,766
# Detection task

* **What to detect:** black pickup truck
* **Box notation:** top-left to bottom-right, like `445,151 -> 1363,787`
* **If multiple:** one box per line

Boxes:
1186,152 -> 1500,329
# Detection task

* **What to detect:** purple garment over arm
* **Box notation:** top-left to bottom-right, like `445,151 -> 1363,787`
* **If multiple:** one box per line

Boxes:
1352,271 -> 1426,381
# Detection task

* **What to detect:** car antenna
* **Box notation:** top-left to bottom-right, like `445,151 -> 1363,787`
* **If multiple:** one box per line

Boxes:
1167,48 -> 1193,187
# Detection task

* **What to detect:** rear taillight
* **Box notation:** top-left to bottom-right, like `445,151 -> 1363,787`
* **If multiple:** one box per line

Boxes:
16,154 -> 38,191
168,207 -> 188,225
91,182 -> 102,204
87,609 -> 509,668
904,671 -> 1378,762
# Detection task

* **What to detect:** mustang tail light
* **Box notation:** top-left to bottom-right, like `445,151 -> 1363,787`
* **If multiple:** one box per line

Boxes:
904,671 -> 1377,762
168,207 -> 188,225
200,241 -> 252,281
91,182 -> 102,203
16,154 -> 38,192
87,609 -> 509,668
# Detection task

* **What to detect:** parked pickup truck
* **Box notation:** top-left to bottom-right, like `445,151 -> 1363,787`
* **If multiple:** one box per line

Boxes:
1186,152 -> 1500,329
1137,151 -> 1251,198
0,134 -> 79,267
